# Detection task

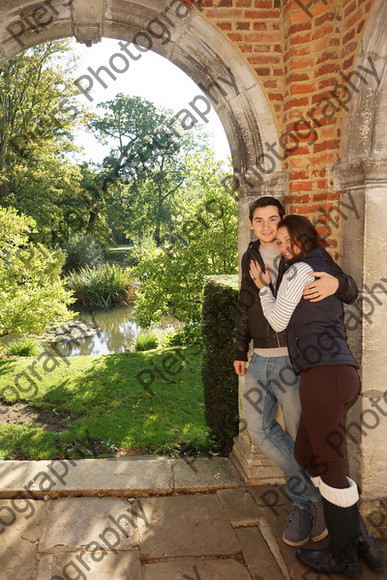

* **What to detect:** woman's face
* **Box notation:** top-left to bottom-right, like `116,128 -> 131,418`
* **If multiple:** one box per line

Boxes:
276,226 -> 302,260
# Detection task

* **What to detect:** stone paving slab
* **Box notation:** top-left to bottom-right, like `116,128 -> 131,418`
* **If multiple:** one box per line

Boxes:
235,526 -> 286,580
1,542 -> 38,580
0,457 -> 174,497
38,497 -> 142,552
36,550 -> 142,580
62,457 -> 174,495
172,457 -> 242,491
0,499 -> 47,580
0,498 -> 45,543
217,487 -> 263,526
0,459 -> 79,497
143,558 -> 252,579
137,494 -> 241,559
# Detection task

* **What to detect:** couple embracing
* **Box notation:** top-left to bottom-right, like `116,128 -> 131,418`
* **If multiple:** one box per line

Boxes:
234,196 -> 384,579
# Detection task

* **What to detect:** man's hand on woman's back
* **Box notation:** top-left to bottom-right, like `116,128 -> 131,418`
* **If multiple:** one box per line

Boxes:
303,271 -> 339,302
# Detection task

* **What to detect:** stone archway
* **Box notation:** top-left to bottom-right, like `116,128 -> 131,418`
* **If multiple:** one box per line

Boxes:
334,0 -> 387,514
0,0 -> 288,298
0,0 -> 287,481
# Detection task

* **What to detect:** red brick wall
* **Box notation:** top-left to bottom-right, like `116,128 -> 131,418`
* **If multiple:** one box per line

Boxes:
190,0 -> 375,253
202,1 -> 284,116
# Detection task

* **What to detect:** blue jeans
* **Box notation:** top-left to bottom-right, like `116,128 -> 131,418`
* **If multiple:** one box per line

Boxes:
242,353 -> 321,509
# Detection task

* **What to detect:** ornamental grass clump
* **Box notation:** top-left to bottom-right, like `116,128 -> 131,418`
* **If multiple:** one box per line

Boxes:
134,330 -> 159,352
6,338 -> 41,357
67,264 -> 136,310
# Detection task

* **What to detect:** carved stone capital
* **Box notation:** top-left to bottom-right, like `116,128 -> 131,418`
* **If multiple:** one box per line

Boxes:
237,170 -> 288,199
334,158 -> 387,191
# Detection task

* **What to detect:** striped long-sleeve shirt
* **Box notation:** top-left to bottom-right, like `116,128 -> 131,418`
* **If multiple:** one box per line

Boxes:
259,262 -> 314,332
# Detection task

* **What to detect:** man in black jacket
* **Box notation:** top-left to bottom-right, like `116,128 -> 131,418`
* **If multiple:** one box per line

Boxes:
234,196 -> 358,547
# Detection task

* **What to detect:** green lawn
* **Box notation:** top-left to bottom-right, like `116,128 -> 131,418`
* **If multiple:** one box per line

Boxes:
0,346 -> 210,460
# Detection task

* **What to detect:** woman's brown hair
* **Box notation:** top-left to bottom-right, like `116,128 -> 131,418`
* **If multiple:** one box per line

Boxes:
278,215 -> 320,259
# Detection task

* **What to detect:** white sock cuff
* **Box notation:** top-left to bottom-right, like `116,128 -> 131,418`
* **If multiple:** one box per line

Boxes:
310,476 -> 321,488
319,477 -> 359,507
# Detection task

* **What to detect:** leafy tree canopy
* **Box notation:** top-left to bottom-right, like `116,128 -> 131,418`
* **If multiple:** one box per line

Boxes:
133,153 -> 237,330
0,41 -> 90,245
85,94 -> 210,246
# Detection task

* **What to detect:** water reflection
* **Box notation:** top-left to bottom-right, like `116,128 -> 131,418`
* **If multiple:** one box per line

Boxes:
50,306 -> 177,356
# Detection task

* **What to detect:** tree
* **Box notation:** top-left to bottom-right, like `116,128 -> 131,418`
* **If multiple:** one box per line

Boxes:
9,140 -> 86,246
0,41 -> 90,245
86,95 -> 208,245
0,207 -> 75,341
133,153 -> 238,329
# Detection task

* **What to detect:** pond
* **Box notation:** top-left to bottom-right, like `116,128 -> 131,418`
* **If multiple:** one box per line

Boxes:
46,305 -> 179,357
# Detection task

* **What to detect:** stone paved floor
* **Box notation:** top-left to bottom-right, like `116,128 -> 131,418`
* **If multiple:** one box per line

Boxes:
0,458 -> 386,579
2,488 -> 387,579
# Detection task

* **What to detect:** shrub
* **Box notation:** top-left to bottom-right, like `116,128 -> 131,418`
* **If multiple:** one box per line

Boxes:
0,207 -> 75,342
165,322 -> 203,347
134,330 -> 159,352
202,275 -> 239,454
62,234 -> 104,273
66,264 -> 136,310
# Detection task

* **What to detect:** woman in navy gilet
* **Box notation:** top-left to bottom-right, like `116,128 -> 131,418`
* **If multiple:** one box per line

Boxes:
250,215 -> 384,579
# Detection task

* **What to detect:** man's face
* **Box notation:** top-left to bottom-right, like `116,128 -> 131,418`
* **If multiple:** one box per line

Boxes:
249,205 -> 281,244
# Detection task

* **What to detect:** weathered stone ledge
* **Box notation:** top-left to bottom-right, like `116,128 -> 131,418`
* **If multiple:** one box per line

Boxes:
0,456 -> 242,499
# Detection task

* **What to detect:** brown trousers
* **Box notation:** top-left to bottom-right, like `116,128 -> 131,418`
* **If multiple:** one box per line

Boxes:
294,365 -> 360,488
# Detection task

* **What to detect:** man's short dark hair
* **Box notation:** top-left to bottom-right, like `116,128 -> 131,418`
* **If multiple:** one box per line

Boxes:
249,196 -> 285,221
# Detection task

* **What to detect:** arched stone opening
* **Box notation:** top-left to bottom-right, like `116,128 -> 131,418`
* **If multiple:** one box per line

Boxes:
0,1 -> 285,190
0,1 -> 289,260
0,0 -> 287,479
334,0 -> 387,514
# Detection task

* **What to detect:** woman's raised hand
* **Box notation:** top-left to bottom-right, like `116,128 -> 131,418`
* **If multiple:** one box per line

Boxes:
249,260 -> 271,289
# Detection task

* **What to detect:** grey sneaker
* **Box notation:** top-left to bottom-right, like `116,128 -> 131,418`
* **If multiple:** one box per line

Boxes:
283,505 -> 312,546
310,502 -> 329,542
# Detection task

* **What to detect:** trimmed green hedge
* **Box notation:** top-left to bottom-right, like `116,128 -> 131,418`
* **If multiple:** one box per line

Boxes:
202,275 -> 239,454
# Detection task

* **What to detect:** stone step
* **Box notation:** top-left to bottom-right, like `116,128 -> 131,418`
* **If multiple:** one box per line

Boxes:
0,456 -> 242,499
